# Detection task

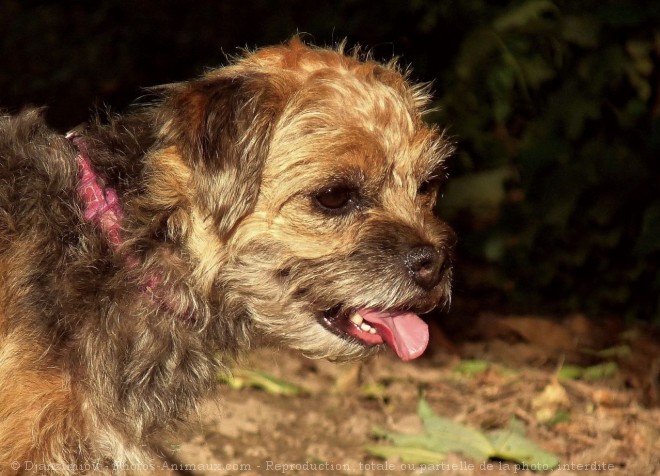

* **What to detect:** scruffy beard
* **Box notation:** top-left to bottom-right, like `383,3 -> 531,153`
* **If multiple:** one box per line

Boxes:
221,244 -> 451,362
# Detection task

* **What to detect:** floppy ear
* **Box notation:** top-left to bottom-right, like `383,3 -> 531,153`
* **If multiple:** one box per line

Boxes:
160,70 -> 286,236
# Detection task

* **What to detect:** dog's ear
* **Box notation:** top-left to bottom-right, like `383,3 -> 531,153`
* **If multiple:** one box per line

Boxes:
159,70 -> 287,236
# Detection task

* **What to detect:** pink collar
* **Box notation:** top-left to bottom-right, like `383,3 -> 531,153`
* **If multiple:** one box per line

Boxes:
67,133 -> 194,321
67,132 -> 125,248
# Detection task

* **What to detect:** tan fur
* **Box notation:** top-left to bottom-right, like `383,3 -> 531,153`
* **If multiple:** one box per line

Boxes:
0,336 -> 81,474
0,38 -> 455,473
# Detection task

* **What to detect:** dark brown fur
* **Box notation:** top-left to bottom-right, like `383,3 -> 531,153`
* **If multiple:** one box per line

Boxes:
0,39 -> 454,474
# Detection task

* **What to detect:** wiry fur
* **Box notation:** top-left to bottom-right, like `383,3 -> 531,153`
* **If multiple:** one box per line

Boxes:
0,38 -> 455,474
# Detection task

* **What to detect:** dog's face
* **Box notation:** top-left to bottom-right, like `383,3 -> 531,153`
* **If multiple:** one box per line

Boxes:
159,40 -> 455,361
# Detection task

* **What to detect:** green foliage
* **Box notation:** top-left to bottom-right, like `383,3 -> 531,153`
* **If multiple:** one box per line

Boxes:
219,368 -> 308,396
558,362 -> 618,381
432,0 -> 660,322
452,359 -> 491,376
368,397 -> 560,469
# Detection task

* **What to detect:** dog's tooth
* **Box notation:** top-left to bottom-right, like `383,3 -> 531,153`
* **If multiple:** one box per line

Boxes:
360,322 -> 372,332
369,327 -> 377,334
349,313 -> 363,325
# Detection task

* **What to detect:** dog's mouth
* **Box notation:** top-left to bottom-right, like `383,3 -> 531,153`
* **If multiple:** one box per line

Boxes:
320,306 -> 429,361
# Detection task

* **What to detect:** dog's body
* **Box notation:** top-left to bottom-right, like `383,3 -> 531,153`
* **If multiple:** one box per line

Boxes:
0,39 -> 454,473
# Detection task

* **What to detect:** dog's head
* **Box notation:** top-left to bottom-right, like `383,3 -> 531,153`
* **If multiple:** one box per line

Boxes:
155,39 -> 455,361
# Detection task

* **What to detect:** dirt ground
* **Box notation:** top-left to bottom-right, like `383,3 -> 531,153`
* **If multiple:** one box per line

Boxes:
169,313 -> 659,476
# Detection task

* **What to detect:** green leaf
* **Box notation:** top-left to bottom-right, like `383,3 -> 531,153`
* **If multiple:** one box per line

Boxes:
218,369 -> 308,396
487,427 -> 561,469
372,426 -> 450,453
558,362 -> 619,381
493,0 -> 558,32
365,445 -> 445,464
418,398 -> 494,461
582,362 -> 618,381
453,359 -> 490,376
581,345 -> 632,359
361,382 -> 388,400
371,398 -> 560,469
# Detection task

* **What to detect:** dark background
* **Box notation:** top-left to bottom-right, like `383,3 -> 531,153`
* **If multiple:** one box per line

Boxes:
2,0 -> 659,323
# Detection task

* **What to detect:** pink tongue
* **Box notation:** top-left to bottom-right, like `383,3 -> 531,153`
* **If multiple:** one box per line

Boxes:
359,309 -> 429,361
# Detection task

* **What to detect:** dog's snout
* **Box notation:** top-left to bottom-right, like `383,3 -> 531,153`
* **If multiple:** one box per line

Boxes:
405,245 -> 445,291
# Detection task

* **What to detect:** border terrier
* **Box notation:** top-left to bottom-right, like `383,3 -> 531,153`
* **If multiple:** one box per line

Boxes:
0,38 -> 455,473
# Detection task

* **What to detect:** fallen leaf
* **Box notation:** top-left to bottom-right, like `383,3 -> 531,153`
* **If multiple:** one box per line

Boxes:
581,345 -> 632,359
582,362 -> 618,380
487,427 -> 561,469
372,426 -> 450,453
418,398 -> 493,461
453,359 -> 490,376
219,368 -> 308,396
558,365 -> 583,380
558,362 -> 618,381
365,445 -> 445,464
532,381 -> 570,423
370,397 -> 560,471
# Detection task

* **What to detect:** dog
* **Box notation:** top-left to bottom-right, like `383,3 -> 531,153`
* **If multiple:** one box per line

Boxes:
0,38 -> 455,474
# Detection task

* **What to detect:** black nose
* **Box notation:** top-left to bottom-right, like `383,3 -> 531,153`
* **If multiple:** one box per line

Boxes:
405,245 -> 444,290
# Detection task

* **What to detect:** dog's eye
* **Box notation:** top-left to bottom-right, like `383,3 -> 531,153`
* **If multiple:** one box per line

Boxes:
314,186 -> 354,212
